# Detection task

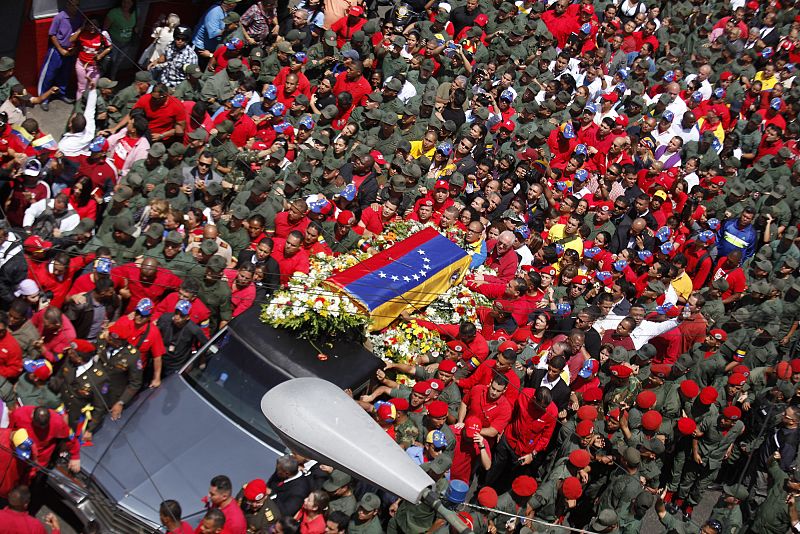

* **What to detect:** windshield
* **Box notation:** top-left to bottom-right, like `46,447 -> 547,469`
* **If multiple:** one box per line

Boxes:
183,332 -> 285,447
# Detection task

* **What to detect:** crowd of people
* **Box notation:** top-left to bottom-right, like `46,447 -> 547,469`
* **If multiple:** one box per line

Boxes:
0,0 -> 799,532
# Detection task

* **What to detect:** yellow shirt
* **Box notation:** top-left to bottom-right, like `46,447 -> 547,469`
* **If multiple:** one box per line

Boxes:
547,224 -> 584,256
754,71 -> 778,91
409,140 -> 436,160
671,271 -> 693,302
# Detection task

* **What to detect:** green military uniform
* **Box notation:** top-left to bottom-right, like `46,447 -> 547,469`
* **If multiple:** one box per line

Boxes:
328,494 -> 357,516
197,257 -> 233,333
173,78 -> 203,101
750,460 -> 800,534
86,231 -> 144,265
11,320 -> 41,360
242,499 -> 281,533
14,374 -> 63,409
348,517 -> 384,534
109,84 -> 145,123
321,222 -> 361,254
201,65 -> 240,111
129,160 -> 169,195
59,357 -> 111,434
97,340 -> 144,408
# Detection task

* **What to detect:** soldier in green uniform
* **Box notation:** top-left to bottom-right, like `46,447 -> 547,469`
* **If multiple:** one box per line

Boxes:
129,143 -> 169,196
348,493 -> 383,534
86,217 -> 144,265
108,71 -> 152,125
12,360 -> 62,410
97,323 -> 144,422
597,447 -> 644,513
197,255 -> 233,333
96,185 -> 135,236
237,478 -> 281,533
323,470 -> 357,516
201,59 -> 244,113
321,212 -> 362,254
59,341 -> 110,440
74,77 -> 117,129
0,57 -> 20,105
708,484 -> 748,534
386,455 -> 450,534
172,64 -> 204,102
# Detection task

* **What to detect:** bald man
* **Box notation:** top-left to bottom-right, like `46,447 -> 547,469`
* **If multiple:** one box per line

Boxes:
611,216 -> 655,254
185,224 -> 233,265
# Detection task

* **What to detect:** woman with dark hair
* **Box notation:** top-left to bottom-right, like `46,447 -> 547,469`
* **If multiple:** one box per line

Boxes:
310,75 -> 337,114
103,0 -> 138,78
106,113 -> 151,175
441,88 -> 468,128
68,176 -> 98,220
294,490 -> 329,534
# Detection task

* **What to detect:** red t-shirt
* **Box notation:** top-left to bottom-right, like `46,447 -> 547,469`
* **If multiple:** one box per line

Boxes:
449,427 -> 491,483
462,384 -> 512,437
273,212 -> 310,239
112,135 -> 137,171
504,389 -> 558,455
77,31 -> 109,64
271,238 -> 310,285
113,315 -> 166,365
214,111 -> 257,148
219,499 -> 248,534
111,263 -> 185,314
333,72 -> 372,107
711,258 -> 747,299
133,94 -> 187,136
154,292 -> 212,333
0,332 -> 22,379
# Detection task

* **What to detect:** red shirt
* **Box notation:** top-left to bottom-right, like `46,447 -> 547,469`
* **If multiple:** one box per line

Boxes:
333,72 -> 372,107
218,499 -> 247,534
449,426 -> 491,483
414,320 -> 490,362
274,212 -> 310,239
0,429 -> 36,499
330,15 -> 367,48
113,315 -> 166,365
359,206 -> 397,235
68,272 -> 126,298
504,389 -> 558,455
462,383 -> 512,438
214,111 -> 257,148
458,360 -> 520,405
133,94 -> 187,136
77,30 -> 109,64
273,67 -> 312,98
169,521 -> 194,534
483,240 -> 519,283
0,332 -> 22,379
111,263 -> 185,314
0,508 -> 51,534
271,238 -> 310,285
711,258 -> 747,299
31,310 -> 76,363
224,268 -> 257,317
9,406 -> 78,465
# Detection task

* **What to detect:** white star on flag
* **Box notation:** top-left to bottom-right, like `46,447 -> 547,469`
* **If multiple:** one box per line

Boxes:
403,276 -> 411,282
412,274 -> 420,280
423,257 -> 431,263
419,270 -> 428,277
391,275 -> 399,281
378,272 -> 387,278
418,250 -> 426,255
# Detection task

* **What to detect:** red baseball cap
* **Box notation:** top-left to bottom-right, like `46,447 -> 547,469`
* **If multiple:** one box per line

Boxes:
347,5 -> 365,16
580,4 -> 595,14
434,179 -> 450,190
474,13 -> 488,26
720,71 -> 735,81
23,235 -> 53,254
615,114 -> 629,128
601,92 -> 619,102
790,359 -> 800,373
464,415 -> 482,438
499,119 -> 516,131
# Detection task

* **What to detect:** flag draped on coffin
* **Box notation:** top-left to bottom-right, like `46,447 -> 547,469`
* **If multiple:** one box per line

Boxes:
325,227 -> 471,330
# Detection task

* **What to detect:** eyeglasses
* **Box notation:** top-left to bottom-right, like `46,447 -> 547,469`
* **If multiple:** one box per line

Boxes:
197,162 -> 211,168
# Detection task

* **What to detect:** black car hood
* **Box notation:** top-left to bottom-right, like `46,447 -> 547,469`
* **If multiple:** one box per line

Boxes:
80,375 -> 284,525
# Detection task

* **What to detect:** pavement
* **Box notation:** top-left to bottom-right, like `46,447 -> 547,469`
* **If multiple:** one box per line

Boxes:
28,99 -> 74,143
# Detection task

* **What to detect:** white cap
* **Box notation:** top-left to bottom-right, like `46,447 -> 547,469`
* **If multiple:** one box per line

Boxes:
23,159 -> 42,177
439,2 -> 452,12
14,279 -> 39,297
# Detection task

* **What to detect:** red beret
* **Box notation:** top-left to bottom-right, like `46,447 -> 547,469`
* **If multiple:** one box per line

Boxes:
699,386 -> 718,405
650,364 -> 671,379
457,512 -> 474,530
636,390 -> 657,410
446,340 -> 465,353
596,201 -> 613,213
498,340 -> 520,353
720,71 -> 734,81
641,410 -> 663,431
732,365 -> 750,378
727,373 -> 746,386
243,479 -> 268,501
71,339 -> 97,353
606,408 -> 621,421
776,361 -> 793,380
537,266 -> 556,277
429,379 -> 445,392
439,360 -> 458,374
336,210 -> 355,225
576,405 -> 598,421
477,487 -> 498,508
426,400 -> 448,418
677,417 -> 697,436
389,397 -> 409,411
561,477 -> 583,499
679,379 -> 700,399
576,420 -> 594,437
108,320 -> 134,343
511,475 -> 538,497
583,387 -> 603,402
710,329 -> 727,342
569,449 -> 592,469
791,359 -> 800,373
610,365 -> 632,379
412,381 -> 432,395
722,406 -> 742,421
571,275 -> 589,285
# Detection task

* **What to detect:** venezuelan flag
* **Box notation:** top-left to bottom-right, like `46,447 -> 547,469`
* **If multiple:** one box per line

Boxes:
31,134 -> 57,153
10,125 -> 32,148
326,227 -> 471,330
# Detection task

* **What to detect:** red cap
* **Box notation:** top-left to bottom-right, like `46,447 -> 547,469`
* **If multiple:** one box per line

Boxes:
71,339 -> 97,353
456,512 -> 474,530
446,340 -> 465,353
243,479 -> 268,501
610,365 -> 632,379
576,419 -> 594,437
580,4 -> 595,14
336,210 -> 355,225
108,320 -> 134,342
377,402 -> 396,422
537,265 -> 557,277
576,405 -> 598,421
596,201 -> 613,213
512,475 -> 538,497
571,275 -> 589,285
439,360 -> 458,374
561,477 -> 583,499
699,386 -> 718,405
710,329 -> 727,342
23,235 -> 53,253
477,486 -> 498,507
347,5 -> 364,16
601,92 -> 619,102
727,373 -> 746,386
790,359 -> 800,373
650,364 -> 671,379
498,340 -> 520,353
720,71 -> 735,81
499,119 -> 516,131
677,417 -> 697,435
569,449 -> 592,468
615,114 -> 629,128
679,379 -> 700,399
583,387 -> 603,402
370,150 -> 387,166
389,397 -> 409,411
607,408 -> 621,421
709,176 -> 727,187
434,179 -> 450,190
642,410 -> 663,431
464,415 -> 482,438
426,400 -> 448,418
722,406 -> 742,421
412,381 -> 432,395
33,362 -> 53,380
636,390 -> 657,409
776,361 -> 793,380
429,378 -> 445,392
474,13 -> 488,26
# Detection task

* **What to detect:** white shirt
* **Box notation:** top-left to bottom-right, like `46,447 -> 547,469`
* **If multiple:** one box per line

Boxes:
23,198 -> 81,232
58,90 -> 97,157
684,74 -> 712,100
671,122 -> 700,145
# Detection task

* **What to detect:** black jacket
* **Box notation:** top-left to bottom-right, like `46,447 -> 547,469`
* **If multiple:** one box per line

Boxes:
526,368 -> 571,412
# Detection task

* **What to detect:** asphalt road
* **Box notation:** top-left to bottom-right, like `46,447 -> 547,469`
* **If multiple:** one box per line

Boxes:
28,99 -> 73,143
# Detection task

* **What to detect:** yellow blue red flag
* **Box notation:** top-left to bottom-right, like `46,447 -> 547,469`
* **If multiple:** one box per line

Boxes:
326,227 -> 471,330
